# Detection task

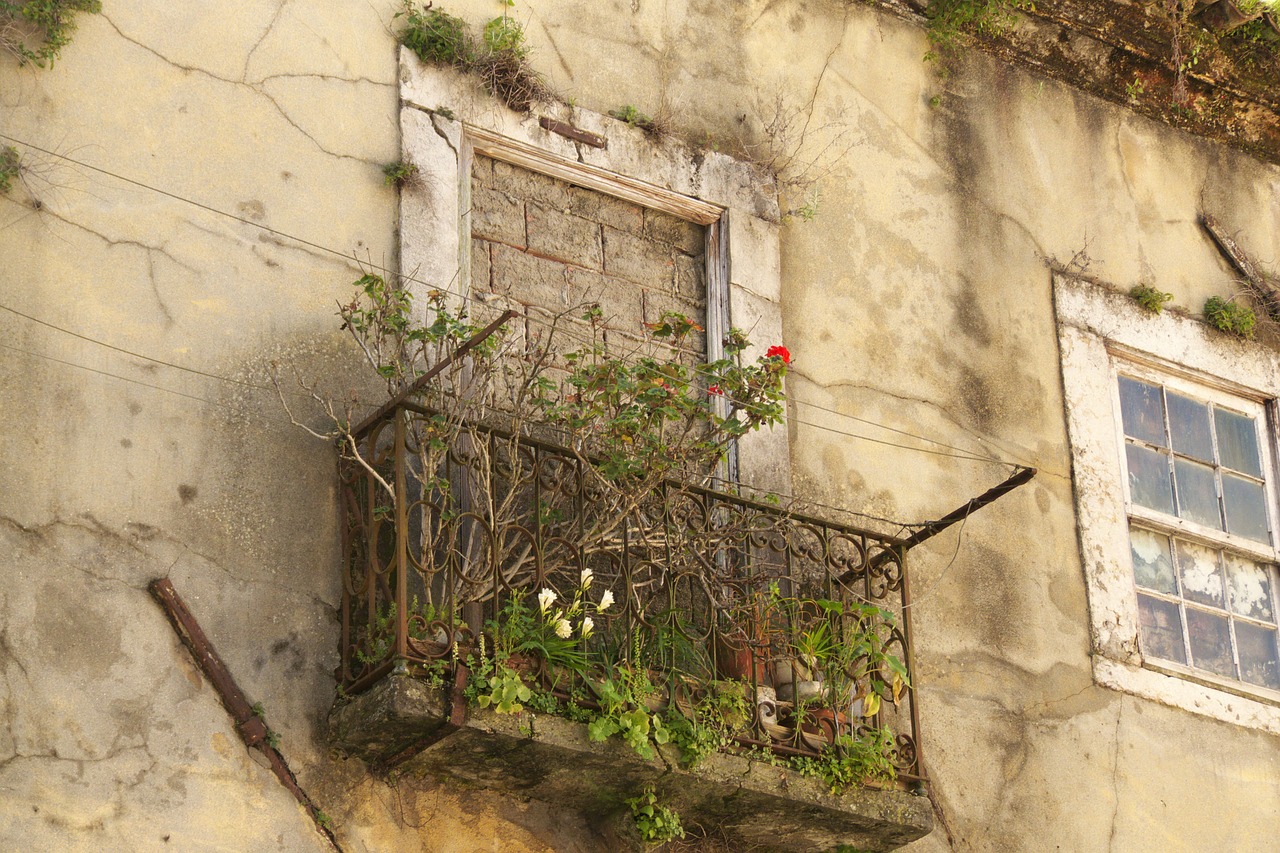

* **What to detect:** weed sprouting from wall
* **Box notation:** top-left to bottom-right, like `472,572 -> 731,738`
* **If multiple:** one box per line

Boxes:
608,104 -> 669,138
923,0 -> 1032,73
1204,295 -> 1257,338
1129,284 -> 1174,313
0,0 -> 101,67
396,2 -> 550,113
382,160 -> 421,190
0,146 -> 21,194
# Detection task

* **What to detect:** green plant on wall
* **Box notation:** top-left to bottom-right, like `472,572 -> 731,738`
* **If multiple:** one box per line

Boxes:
0,145 -> 21,194
626,786 -> 685,845
924,0 -> 1032,70
1130,284 -> 1174,314
1204,295 -> 1257,338
382,160 -> 421,189
396,1 -> 549,112
1,0 -> 101,67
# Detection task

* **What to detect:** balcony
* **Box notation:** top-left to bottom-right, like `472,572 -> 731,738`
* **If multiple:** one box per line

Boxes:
328,391 -> 933,850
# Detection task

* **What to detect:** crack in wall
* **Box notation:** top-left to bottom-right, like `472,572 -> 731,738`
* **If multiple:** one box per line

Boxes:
242,0 -> 288,82
100,11 -> 386,168
1107,698 -> 1124,851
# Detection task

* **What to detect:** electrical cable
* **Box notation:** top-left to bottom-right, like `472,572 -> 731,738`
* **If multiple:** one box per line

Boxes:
0,341 -> 217,404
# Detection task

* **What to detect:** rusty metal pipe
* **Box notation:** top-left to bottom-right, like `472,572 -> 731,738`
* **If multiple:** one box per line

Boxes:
149,578 -> 342,850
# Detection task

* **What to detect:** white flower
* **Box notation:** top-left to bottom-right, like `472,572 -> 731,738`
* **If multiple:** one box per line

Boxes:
597,589 -> 615,612
580,568 -> 594,589
538,588 -> 557,613
554,618 -> 573,639
581,616 -> 594,637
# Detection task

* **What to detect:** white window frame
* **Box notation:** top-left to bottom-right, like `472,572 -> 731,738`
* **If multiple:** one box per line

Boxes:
1057,272 -> 1280,734
1110,360 -> 1280,697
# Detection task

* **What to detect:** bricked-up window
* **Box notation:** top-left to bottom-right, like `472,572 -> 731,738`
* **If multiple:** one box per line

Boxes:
1116,365 -> 1280,692
469,155 -> 708,364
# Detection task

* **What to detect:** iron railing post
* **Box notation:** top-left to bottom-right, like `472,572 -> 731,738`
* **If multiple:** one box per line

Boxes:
394,408 -> 409,663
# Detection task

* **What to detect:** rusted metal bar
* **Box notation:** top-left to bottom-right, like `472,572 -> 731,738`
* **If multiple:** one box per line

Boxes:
350,309 -> 517,438
394,413 -> 409,662
896,466 -> 1037,552
149,578 -> 342,850
840,466 -> 1036,585
538,116 -> 608,148
898,542 -> 925,783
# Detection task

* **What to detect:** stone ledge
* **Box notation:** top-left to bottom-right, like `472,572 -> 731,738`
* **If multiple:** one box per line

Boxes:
329,676 -> 933,852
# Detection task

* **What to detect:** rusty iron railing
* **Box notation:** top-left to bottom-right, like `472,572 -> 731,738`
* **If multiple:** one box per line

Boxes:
337,403 -> 926,784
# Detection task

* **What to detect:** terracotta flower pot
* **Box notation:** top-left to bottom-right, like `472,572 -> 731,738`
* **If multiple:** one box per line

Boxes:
713,629 -> 767,684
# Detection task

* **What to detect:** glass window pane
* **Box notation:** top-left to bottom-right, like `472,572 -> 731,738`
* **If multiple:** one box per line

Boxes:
1215,408 -> 1263,478
1175,540 -> 1225,608
1222,474 -> 1270,544
1127,444 -> 1174,515
1236,622 -> 1280,690
1137,594 -> 1187,665
1119,377 -> 1167,446
1130,528 -> 1177,594
1141,591 -> 1187,666
1186,608 -> 1236,678
1225,555 -> 1276,622
1167,392 -> 1213,462
1173,458 -> 1221,529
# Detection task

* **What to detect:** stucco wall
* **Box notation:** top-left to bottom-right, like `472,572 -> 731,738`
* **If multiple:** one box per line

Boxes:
3,1 -> 1279,851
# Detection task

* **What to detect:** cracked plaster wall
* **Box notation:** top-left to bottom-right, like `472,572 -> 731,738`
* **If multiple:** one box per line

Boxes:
0,3 -> 599,851
3,0 -> 1280,851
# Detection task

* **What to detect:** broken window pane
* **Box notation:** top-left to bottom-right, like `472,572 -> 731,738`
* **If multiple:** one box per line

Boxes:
1167,392 -> 1213,462
1222,474 -> 1270,544
1176,540 -> 1225,608
1119,376 -> 1167,446
1215,408 -> 1262,478
1174,458 -> 1221,529
1225,554 -> 1275,623
1186,608 -> 1235,678
1137,594 -> 1187,665
1130,528 -> 1176,594
1127,444 -> 1174,515
1235,622 -> 1280,690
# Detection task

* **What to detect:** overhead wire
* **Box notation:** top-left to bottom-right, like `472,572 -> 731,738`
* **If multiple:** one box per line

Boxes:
0,341 -> 217,405
0,131 -> 1023,474
0,302 -> 274,391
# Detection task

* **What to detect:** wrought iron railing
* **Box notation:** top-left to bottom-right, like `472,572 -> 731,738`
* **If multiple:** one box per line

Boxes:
337,402 -> 925,784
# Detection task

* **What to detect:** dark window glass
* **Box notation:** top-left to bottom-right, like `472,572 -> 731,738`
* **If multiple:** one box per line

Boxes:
1173,458 -> 1221,529
1236,622 -> 1280,690
1186,608 -> 1235,678
1137,594 -> 1186,665
1215,408 -> 1262,478
1167,392 -> 1214,462
1222,474 -> 1270,544
1119,376 -> 1167,446
1127,444 -> 1174,515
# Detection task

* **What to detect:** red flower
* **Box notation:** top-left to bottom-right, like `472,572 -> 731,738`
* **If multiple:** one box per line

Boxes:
766,345 -> 791,364
708,384 -> 722,396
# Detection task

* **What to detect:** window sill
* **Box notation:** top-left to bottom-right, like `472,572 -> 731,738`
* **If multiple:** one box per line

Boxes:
1093,655 -> 1280,735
